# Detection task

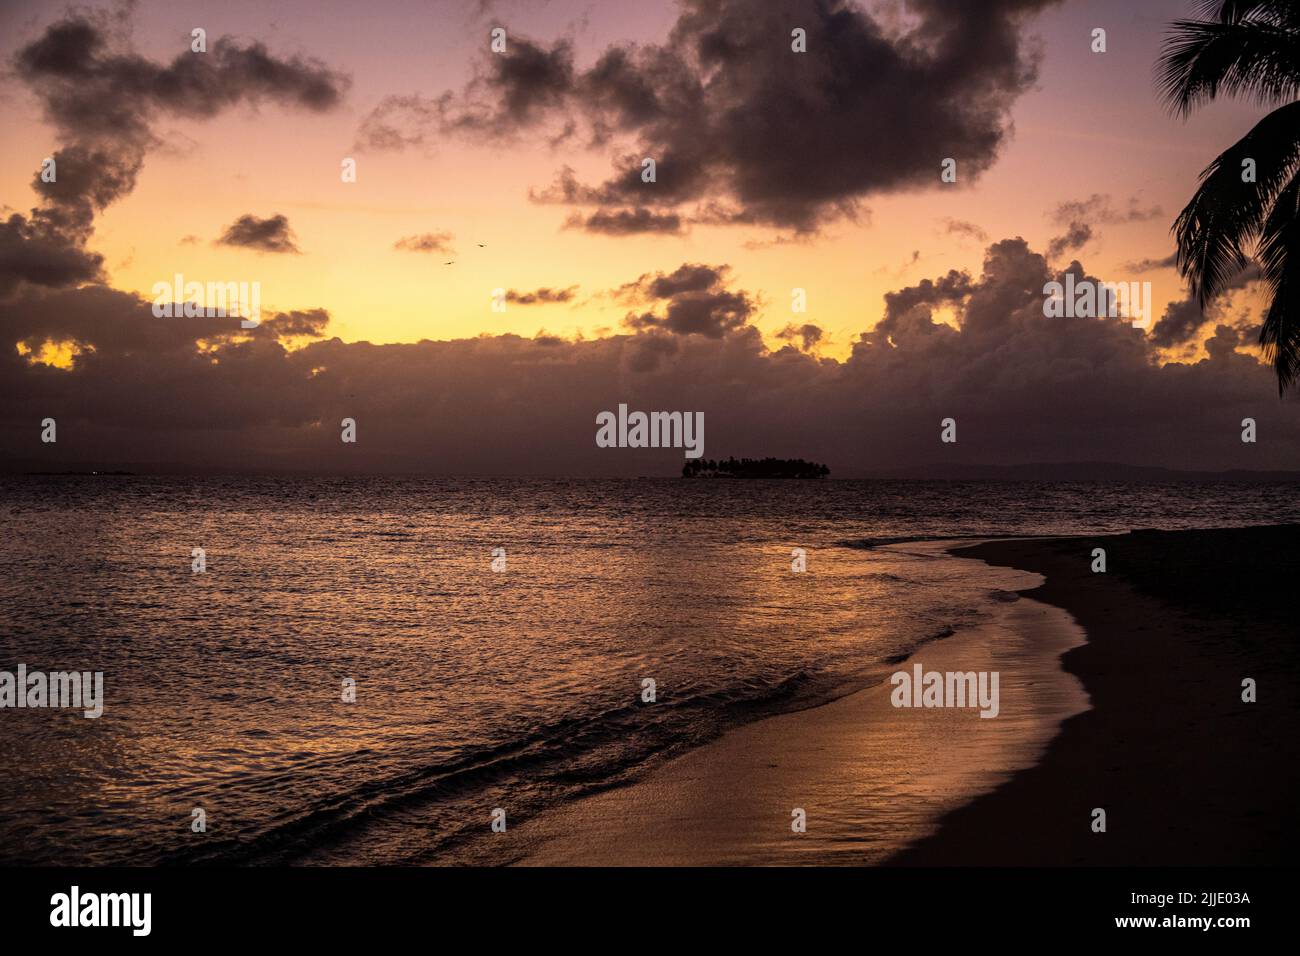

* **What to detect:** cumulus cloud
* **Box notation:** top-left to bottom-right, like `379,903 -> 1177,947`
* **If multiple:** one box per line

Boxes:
487,36 -> 576,124
215,214 -> 301,254
357,0 -> 1060,233
1149,295 -> 1205,350
4,239 -> 1297,475
1,15 -> 346,298
28,142 -> 144,239
624,290 -> 753,338
16,17 -> 347,130
620,263 -> 729,300
613,263 -> 754,339
0,141 -> 138,296
881,269 -> 974,326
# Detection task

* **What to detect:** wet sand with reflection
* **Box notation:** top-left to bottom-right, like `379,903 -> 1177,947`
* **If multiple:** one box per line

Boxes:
514,546 -> 1088,865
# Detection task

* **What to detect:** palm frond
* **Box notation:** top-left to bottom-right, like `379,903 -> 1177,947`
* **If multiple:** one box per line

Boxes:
1169,3 -> 1300,392
1173,100 -> 1300,305
1257,172 -> 1300,392
1195,1 -> 1300,29
1158,19 -> 1300,116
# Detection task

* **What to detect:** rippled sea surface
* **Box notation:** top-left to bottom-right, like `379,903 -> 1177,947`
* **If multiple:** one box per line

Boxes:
2,476 -> 1297,864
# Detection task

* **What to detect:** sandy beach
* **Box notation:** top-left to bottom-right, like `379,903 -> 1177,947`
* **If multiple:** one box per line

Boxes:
511,543 -> 1090,865
894,525 -> 1300,865
512,526 -> 1300,866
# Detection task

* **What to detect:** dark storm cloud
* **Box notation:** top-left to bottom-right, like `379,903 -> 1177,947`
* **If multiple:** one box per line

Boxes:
505,286 -> 578,305
5,240 -> 1297,475
1,14 -> 347,298
216,214 -> 301,254
575,0 -> 1060,231
358,0 -> 1060,232
394,232 -> 456,254
15,16 -> 348,135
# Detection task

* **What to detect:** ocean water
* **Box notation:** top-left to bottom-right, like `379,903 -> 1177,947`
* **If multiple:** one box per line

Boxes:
1,476 -> 1297,865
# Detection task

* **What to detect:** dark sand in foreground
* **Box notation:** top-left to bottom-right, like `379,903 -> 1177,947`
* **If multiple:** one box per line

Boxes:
893,524 -> 1300,865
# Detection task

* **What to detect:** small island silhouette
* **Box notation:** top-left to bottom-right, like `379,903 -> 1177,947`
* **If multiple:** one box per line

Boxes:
682,457 -> 829,479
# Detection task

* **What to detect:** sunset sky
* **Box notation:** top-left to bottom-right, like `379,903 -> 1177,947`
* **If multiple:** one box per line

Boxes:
2,0 -> 1296,474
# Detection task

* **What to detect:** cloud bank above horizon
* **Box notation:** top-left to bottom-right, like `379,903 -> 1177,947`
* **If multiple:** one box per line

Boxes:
2,2 -> 1296,475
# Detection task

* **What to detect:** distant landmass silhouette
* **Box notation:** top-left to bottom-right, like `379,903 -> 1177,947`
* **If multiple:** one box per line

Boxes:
682,457 -> 829,479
